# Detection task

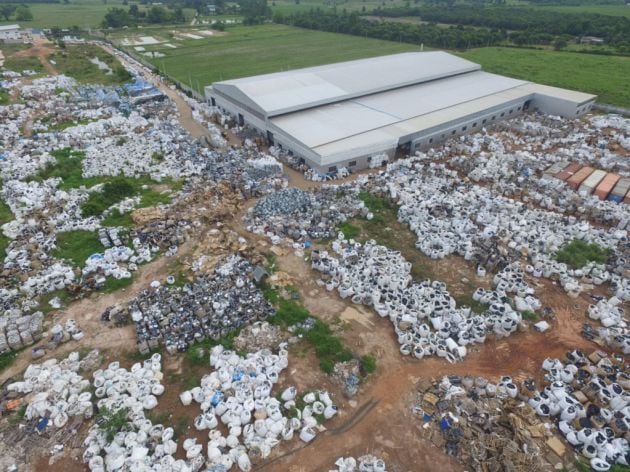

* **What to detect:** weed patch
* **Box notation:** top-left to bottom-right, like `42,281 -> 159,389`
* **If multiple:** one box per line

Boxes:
555,239 -> 611,269
53,230 -> 103,268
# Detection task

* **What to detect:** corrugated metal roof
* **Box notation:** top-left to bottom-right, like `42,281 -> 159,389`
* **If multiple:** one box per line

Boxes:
0,24 -> 20,32
271,71 -> 526,150
212,52 -> 480,116
519,83 -> 596,106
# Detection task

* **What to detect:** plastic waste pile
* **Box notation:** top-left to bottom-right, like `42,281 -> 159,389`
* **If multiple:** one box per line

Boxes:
449,146 -> 628,223
128,255 -> 274,354
181,344 -> 338,470
183,95 -> 228,148
6,351 -> 93,428
368,159 -> 624,298
331,455 -> 387,472
245,187 -> 363,245
413,374 -> 548,471
533,351 -> 629,470
584,291 -> 629,354
311,239 -> 527,362
83,353 -> 193,471
0,310 -> 43,352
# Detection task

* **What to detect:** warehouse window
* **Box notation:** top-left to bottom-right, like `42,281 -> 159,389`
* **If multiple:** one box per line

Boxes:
517,106 -> 521,111
348,160 -> 357,167
328,166 -> 337,172
509,109 -> 513,114
210,97 -> 216,107
451,130 -> 456,135
429,138 -> 433,144
441,134 -> 445,139
462,126 -> 467,131
492,116 -> 496,120
473,122 -> 477,127
482,119 -> 487,124
501,112 -> 505,117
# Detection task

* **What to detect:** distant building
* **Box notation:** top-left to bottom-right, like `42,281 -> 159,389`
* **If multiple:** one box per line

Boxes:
207,3 -> 217,14
0,24 -> 22,43
206,52 -> 597,173
580,36 -> 605,45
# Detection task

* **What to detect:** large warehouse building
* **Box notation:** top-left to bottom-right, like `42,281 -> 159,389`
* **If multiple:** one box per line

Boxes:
205,52 -> 596,173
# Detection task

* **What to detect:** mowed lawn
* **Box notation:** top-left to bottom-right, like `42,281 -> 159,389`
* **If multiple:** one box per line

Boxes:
459,47 -> 630,108
137,24 -> 420,87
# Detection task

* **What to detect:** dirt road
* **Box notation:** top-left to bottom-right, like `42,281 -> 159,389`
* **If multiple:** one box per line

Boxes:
99,44 -> 210,139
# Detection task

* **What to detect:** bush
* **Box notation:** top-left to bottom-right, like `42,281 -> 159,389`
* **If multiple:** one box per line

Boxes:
81,177 -> 136,217
521,310 -> 539,321
555,239 -> 610,269
338,221 -> 360,239
361,354 -> 377,374
97,407 -> 129,442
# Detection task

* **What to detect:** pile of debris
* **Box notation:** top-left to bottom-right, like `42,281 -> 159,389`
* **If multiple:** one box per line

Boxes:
312,239 -> 530,362
5,351 -> 94,429
533,350 -> 629,470
245,186 -> 364,245
331,455 -> 387,472
413,376 -> 550,471
233,321 -> 285,353
125,255 -> 274,354
181,344 -> 338,469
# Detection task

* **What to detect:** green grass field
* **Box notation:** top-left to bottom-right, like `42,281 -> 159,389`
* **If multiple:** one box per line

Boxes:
459,47 -> 630,108
124,24 -> 419,88
0,0 -> 196,30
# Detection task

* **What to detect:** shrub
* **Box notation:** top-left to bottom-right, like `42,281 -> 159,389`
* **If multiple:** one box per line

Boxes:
97,407 -> 129,442
555,239 -> 610,269
361,354 -> 377,374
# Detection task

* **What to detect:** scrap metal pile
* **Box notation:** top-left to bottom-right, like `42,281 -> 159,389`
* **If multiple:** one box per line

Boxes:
127,256 -> 274,354
413,374 -> 550,471
245,186 -> 364,245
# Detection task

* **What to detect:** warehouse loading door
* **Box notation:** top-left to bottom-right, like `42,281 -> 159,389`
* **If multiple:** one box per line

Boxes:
238,113 -> 244,126
267,131 -> 274,144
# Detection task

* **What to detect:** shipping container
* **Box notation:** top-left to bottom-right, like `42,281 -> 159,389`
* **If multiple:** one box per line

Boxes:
594,173 -> 620,200
555,162 -> 582,181
567,166 -> 594,190
579,169 -> 606,195
608,177 -> 630,203
545,162 -> 568,175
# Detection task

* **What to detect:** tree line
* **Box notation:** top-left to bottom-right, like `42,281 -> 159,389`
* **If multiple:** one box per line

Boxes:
102,4 -> 185,27
0,4 -> 33,21
277,10 -> 512,49
373,6 -> 630,47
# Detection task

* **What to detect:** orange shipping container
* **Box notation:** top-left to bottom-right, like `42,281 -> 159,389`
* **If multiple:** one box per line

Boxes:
594,173 -> 620,200
555,163 -> 582,182
567,166 -> 594,190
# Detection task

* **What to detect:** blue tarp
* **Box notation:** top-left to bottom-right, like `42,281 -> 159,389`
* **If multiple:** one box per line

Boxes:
36,417 -> 49,432
210,391 -> 224,406
440,417 -> 451,430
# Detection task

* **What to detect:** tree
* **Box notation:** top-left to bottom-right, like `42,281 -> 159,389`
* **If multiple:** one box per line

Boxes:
553,38 -> 567,50
15,5 -> 34,22
102,7 -> 132,27
0,4 -> 16,21
129,3 -> 139,17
